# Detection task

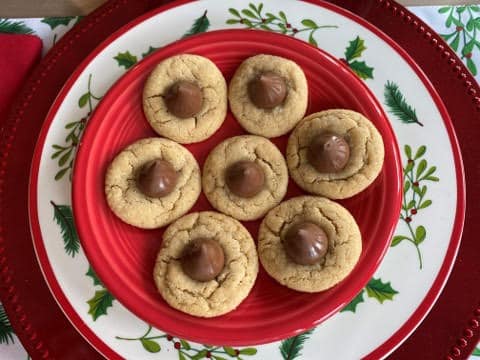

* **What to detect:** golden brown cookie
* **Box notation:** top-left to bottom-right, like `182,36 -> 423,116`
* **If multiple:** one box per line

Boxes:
143,54 -> 227,143
258,196 -> 362,293
104,138 -> 201,229
153,211 -> 259,317
229,54 -> 308,138
287,109 -> 384,199
202,135 -> 288,221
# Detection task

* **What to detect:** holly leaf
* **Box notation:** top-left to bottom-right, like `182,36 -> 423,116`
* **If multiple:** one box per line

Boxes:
41,17 -> 75,30
391,235 -> 409,247
415,226 -> 426,245
365,278 -> 398,304
51,202 -> 80,257
142,46 -> 158,58
87,289 -> 114,320
340,289 -> 364,312
0,304 -> 14,345
348,60 -> 374,80
113,51 -> 137,69
279,328 -> 314,360
86,266 -> 102,286
467,58 -> 477,76
239,348 -> 257,355
344,36 -> 366,61
183,10 -> 210,38
141,339 -> 161,353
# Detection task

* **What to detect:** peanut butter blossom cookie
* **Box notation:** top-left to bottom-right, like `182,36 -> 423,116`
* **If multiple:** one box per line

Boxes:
153,211 -> 259,317
104,138 -> 201,229
229,54 -> 308,138
258,196 -> 362,293
287,109 -> 385,199
202,135 -> 288,221
143,54 -> 227,143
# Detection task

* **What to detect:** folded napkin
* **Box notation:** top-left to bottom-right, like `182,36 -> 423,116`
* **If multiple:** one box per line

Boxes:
0,33 -> 42,120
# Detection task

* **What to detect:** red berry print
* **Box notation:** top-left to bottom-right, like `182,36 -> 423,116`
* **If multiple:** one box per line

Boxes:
235,349 -> 240,356
408,159 -> 413,164
174,342 -> 181,350
261,18 -> 266,23
206,351 -> 212,358
413,181 -> 419,187
239,19 -> 244,24
456,26 -> 463,32
166,335 -> 173,341
466,53 -> 472,59
286,23 -> 291,28
292,28 -> 298,34
411,209 -> 417,215
405,217 -> 412,223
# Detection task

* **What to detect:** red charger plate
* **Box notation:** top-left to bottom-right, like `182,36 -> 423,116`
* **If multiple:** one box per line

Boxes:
72,29 -> 402,345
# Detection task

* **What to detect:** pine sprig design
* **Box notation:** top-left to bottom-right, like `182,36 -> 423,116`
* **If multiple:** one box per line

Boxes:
51,201 -> 80,257
0,19 -> 34,35
0,304 -> 14,345
384,81 -> 423,126
279,328 -> 314,360
183,10 -> 210,38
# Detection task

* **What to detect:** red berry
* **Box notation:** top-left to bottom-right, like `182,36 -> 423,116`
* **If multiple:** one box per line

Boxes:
413,181 -> 419,187
456,26 -> 463,32
466,52 -> 473,59
286,23 -> 291,28
405,217 -> 412,223
292,28 -> 298,33
261,18 -> 266,23
206,351 -> 212,358
174,342 -> 181,349
239,19 -> 244,24
408,159 -> 413,164
411,209 -> 417,215
235,349 -> 240,356
167,335 -> 173,341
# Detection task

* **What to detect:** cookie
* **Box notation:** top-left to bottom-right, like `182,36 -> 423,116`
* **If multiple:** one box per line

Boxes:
258,196 -> 362,293
143,54 -> 227,143
229,54 -> 308,138
104,138 -> 201,229
153,211 -> 259,317
202,135 -> 288,221
287,109 -> 384,199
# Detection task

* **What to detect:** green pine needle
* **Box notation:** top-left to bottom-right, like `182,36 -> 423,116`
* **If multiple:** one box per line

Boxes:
51,201 -> 80,257
0,19 -> 34,35
279,328 -> 314,360
183,10 -> 210,38
384,81 -> 423,126
0,304 -> 15,345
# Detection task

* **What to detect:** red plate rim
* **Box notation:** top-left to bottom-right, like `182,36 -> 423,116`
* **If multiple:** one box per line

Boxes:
71,28 -> 402,346
27,0 -> 466,359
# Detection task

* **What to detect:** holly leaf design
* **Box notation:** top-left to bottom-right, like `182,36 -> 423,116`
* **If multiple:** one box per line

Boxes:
51,201 -> 80,257
348,60 -> 373,80
279,328 -> 314,360
86,266 -> 102,286
141,338 -> 161,353
344,36 -> 366,61
87,289 -> 114,320
183,10 -> 210,38
0,19 -> 34,34
341,290 -> 365,313
113,51 -> 138,69
41,17 -> 75,30
0,304 -> 14,345
365,278 -> 398,304
384,81 -> 423,126
142,46 -> 158,58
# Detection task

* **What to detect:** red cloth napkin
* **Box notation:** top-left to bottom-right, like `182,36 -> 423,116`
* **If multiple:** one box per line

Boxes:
0,33 -> 42,119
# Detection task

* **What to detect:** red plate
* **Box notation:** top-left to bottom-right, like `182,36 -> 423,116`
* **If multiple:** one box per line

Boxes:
72,29 -> 402,345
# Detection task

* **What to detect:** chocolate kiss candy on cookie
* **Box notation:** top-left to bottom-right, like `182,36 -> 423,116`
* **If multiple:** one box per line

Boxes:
181,238 -> 225,282
137,159 -> 178,198
225,160 -> 265,198
283,222 -> 329,265
307,133 -> 350,173
248,71 -> 287,109
164,80 -> 203,118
